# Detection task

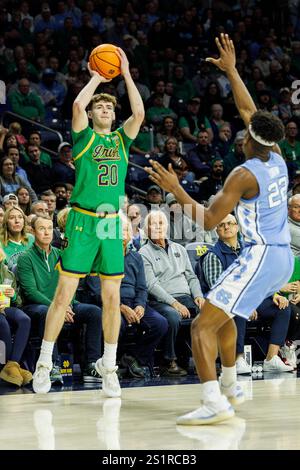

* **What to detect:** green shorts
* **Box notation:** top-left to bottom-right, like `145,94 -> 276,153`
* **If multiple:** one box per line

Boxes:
57,207 -> 124,279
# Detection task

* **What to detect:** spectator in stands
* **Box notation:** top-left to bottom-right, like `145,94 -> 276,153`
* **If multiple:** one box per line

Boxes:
6,146 -> 30,186
278,87 -> 293,123
254,46 -> 271,78
156,116 -> 182,152
198,157 -> 225,201
37,68 -> 66,111
130,118 -> 159,156
40,190 -> 57,226
288,194 -> 300,256
209,103 -> 226,141
52,182 -> 68,210
2,193 -> 19,211
145,93 -> 177,127
52,142 -> 75,185
0,206 -> 34,269
279,121 -> 300,168
1,132 -> 26,162
8,122 -> 27,147
160,137 -> 189,175
117,66 -> 150,101
127,203 -> 145,250
34,4 -> 56,33
118,215 -> 168,377
65,183 -> 74,203
16,186 -> 32,215
172,65 -> 195,103
223,130 -> 246,177
144,185 -> 163,210
202,81 -> 224,115
8,78 -> 45,121
27,131 -> 52,167
163,81 -> 181,115
0,157 -> 37,201
186,129 -> 217,179
213,122 -> 233,157
17,215 -> 103,383
198,214 -> 293,373
25,143 -> 53,194
140,210 -> 205,376
48,56 -> 67,90
31,200 -> 49,217
0,247 -> 32,387
256,89 -> 274,112
179,97 -> 213,143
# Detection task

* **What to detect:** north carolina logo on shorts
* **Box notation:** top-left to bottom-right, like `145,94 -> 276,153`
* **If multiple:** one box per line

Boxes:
61,237 -> 69,249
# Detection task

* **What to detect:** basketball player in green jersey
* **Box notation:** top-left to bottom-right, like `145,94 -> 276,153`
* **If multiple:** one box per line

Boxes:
32,48 -> 145,396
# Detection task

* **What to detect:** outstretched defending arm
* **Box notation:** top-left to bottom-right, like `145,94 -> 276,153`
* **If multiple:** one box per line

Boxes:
72,64 -> 111,133
206,33 -> 257,127
145,33 -> 259,228
117,48 -> 145,140
145,161 -> 257,230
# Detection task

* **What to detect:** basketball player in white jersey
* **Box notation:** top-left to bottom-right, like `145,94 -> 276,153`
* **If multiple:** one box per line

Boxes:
146,33 -> 294,425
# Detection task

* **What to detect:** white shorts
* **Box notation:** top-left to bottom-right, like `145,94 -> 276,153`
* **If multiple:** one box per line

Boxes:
207,244 -> 294,320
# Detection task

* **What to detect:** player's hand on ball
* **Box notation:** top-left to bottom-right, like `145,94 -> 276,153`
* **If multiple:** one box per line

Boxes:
87,62 -> 112,83
116,48 -> 130,76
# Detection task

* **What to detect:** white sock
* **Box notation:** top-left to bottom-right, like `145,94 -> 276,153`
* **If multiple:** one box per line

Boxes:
221,365 -> 237,387
202,380 -> 222,402
102,342 -> 117,369
38,340 -> 54,367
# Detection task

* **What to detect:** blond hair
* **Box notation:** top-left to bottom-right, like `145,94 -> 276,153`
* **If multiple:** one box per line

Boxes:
0,206 -> 29,246
89,93 -> 117,110
57,207 -> 71,232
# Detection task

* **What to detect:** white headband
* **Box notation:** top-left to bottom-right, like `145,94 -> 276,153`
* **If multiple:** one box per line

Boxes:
248,124 -> 275,147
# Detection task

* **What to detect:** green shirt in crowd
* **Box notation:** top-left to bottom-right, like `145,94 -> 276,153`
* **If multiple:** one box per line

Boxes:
279,139 -> 300,168
1,234 -> 34,270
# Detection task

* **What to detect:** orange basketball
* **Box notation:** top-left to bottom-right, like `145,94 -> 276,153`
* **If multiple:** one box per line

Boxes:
89,44 -> 121,79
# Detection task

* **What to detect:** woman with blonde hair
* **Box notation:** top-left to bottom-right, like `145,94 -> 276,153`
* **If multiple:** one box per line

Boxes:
0,247 -> 32,387
0,206 -> 34,269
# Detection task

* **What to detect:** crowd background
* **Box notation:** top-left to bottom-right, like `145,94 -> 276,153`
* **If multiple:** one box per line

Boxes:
0,0 -> 300,387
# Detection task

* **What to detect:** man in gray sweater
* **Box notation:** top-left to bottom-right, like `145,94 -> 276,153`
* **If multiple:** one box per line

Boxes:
140,210 -> 205,376
288,194 -> 300,256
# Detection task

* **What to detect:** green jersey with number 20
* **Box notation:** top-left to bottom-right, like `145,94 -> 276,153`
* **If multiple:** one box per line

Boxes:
70,126 -> 132,211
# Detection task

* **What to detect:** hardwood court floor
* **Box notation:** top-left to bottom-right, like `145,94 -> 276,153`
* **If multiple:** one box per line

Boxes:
0,374 -> 299,450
